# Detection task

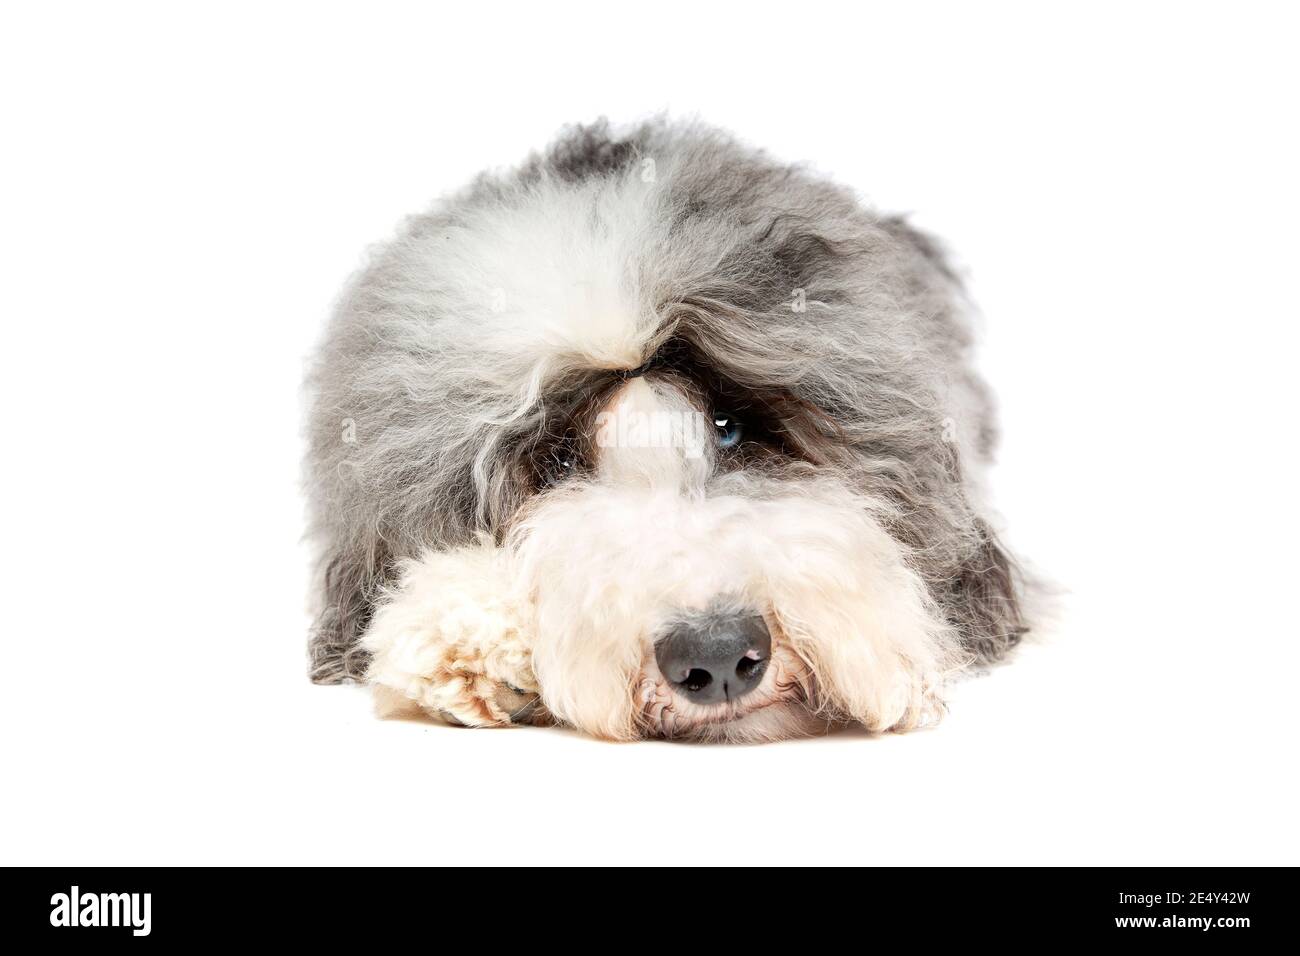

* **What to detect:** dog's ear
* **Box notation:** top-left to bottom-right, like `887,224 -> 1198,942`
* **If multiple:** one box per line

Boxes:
308,544 -> 391,684
943,520 -> 1026,662
878,216 -> 1026,660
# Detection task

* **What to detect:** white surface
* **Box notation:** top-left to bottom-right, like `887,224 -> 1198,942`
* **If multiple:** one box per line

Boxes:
2,2 -> 1297,865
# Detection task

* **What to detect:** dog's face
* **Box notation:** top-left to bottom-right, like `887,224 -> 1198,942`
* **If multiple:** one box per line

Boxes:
311,122 -> 1022,741
496,336 -> 955,742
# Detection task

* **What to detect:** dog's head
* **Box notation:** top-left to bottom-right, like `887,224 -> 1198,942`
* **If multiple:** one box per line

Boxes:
311,121 -> 1022,741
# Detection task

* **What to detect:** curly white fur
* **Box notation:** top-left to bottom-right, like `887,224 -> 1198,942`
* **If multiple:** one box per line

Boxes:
362,540 -> 537,727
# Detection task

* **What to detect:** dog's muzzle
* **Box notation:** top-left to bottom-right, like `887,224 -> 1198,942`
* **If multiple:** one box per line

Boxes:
654,612 -> 771,705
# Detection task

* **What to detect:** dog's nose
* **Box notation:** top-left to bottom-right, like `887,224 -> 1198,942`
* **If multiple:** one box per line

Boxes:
654,613 -> 772,705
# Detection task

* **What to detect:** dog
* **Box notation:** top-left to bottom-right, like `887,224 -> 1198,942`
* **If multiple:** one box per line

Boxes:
303,119 -> 1026,741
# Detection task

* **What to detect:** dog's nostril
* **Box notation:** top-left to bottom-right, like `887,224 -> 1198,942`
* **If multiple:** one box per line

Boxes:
735,653 -> 764,681
682,668 -> 713,692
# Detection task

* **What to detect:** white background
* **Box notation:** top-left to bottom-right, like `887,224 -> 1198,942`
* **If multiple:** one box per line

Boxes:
2,2 -> 1297,865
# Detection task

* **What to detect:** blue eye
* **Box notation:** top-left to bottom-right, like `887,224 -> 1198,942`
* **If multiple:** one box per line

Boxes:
713,413 -> 743,449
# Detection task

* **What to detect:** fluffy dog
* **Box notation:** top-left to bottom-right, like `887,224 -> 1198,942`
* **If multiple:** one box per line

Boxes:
304,119 -> 1025,741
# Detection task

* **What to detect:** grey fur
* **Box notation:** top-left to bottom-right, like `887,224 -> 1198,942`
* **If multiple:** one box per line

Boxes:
304,118 -> 1024,686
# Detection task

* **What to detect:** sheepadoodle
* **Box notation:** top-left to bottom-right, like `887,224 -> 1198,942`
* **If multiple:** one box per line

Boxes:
304,119 -> 1026,742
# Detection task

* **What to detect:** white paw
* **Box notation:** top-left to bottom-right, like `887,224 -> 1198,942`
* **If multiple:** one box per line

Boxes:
361,541 -> 542,728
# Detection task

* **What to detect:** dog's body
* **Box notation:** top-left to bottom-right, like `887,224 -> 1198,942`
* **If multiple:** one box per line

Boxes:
304,120 -> 1024,741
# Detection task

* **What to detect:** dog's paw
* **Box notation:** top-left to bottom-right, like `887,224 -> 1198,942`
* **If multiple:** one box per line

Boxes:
361,542 -> 542,728
381,635 -> 539,728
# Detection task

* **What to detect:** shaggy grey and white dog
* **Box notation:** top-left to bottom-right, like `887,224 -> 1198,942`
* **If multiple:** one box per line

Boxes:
304,119 -> 1025,742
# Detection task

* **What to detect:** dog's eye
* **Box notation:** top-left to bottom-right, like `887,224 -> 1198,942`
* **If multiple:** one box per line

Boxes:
537,433 -> 582,487
713,413 -> 743,449
542,451 -> 577,485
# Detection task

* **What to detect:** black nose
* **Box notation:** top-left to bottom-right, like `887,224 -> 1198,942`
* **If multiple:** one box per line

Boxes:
654,613 -> 772,705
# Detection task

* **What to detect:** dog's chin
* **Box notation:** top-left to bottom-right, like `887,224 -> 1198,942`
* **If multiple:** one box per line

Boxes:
635,646 -> 824,742
685,703 -> 836,743
640,692 -> 832,743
